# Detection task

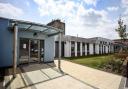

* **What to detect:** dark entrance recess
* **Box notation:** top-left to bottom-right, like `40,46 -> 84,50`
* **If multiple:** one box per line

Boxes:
55,41 -> 59,58
87,43 -> 89,55
104,46 -> 106,54
93,43 -> 95,55
77,42 -> 80,56
61,42 -> 65,57
82,43 -> 85,56
55,41 -> 65,58
99,44 -> 101,54
71,41 -> 75,57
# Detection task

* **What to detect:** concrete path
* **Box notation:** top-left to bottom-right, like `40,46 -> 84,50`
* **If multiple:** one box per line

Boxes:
54,60 -> 123,89
3,63 -> 95,89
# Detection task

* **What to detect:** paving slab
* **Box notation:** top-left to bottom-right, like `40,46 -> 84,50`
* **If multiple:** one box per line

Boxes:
3,63 -> 95,89
34,75 -> 95,89
54,60 -> 123,89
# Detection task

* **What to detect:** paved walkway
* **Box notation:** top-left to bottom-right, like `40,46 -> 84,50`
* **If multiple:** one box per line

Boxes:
54,60 -> 123,89
3,63 -> 95,89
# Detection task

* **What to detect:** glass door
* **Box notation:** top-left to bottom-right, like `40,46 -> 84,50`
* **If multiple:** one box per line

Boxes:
30,40 -> 39,62
40,40 -> 44,62
19,38 -> 29,63
19,39 -> 44,64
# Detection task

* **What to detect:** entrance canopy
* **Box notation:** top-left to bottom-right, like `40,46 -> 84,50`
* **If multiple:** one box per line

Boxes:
9,19 -> 63,36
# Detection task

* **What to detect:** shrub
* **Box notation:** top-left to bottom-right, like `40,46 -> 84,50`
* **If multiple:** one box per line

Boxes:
103,56 -> 123,74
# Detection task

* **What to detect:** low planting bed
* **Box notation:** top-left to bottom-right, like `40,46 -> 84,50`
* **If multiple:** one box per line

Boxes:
64,55 -> 124,75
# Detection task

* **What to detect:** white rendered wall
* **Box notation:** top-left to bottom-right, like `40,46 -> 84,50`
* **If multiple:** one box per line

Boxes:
108,46 -> 110,53
110,45 -> 114,53
106,46 -> 108,53
89,44 -> 93,55
80,42 -> 82,56
85,44 -> 87,55
100,44 -> 102,54
95,44 -> 99,54
44,36 -> 54,62
64,41 -> 71,57
75,42 -> 77,56
69,41 -> 71,57
54,42 -> 55,57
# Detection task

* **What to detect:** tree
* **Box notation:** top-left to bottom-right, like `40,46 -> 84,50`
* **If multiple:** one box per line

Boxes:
115,18 -> 127,42
115,17 -> 128,57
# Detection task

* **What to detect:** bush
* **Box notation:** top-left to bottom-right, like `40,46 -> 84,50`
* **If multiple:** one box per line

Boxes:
114,53 -> 128,60
114,47 -> 128,60
103,56 -> 123,74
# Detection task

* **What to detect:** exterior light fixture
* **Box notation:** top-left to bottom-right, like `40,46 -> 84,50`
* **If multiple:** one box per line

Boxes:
33,32 -> 38,37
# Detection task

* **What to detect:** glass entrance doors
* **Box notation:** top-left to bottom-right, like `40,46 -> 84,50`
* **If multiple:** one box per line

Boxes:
19,38 -> 44,64
19,38 -> 29,64
30,40 -> 39,62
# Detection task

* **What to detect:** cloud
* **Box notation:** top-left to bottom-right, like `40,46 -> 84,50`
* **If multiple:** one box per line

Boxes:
121,0 -> 128,32
26,1 -> 30,7
107,6 -> 119,11
34,0 -> 119,39
66,7 -> 118,39
34,0 -> 78,18
122,0 -> 128,6
83,0 -> 99,6
0,3 -> 24,18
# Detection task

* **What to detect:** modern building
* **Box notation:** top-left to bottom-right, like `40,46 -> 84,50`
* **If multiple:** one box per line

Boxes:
47,20 -> 114,58
113,39 -> 128,53
0,17 -> 63,68
55,36 -> 114,57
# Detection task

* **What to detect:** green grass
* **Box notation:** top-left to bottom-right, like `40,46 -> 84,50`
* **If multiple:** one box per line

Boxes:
65,55 -> 112,69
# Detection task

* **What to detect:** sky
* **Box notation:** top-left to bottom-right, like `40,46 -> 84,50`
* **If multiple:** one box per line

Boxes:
0,0 -> 128,39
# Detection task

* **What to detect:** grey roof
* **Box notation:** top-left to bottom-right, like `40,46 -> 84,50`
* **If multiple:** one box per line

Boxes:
60,35 -> 113,44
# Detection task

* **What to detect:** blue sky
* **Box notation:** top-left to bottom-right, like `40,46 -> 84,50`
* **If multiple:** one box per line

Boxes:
0,0 -> 128,39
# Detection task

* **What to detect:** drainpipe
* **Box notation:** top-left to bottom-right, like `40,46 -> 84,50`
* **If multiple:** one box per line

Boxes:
13,23 -> 18,78
58,32 -> 61,70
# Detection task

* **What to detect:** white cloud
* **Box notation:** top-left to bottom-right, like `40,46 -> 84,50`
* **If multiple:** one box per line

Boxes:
0,3 -> 24,18
34,0 -> 119,39
121,0 -> 128,33
34,0 -> 78,18
66,7 -> 118,39
122,0 -> 128,6
26,1 -> 30,7
83,0 -> 99,6
107,6 -> 119,11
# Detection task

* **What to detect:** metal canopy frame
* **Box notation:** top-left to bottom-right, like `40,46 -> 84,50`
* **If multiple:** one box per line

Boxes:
10,19 -> 63,37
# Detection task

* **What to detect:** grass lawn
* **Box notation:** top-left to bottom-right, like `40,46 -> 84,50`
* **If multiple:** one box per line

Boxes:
64,55 -> 112,69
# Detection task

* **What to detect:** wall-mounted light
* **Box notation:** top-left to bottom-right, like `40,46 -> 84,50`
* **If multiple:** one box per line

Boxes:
33,32 -> 38,37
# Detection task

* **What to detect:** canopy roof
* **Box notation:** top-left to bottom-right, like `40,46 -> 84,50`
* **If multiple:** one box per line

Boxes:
9,19 -> 63,37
